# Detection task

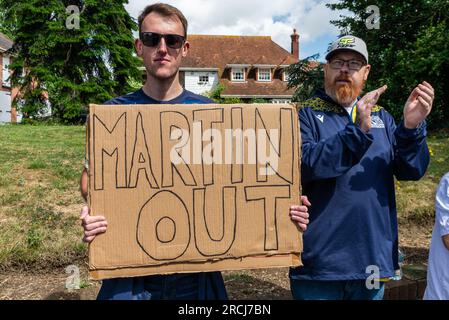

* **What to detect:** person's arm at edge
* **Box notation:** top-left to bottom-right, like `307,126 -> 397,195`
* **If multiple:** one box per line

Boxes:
436,173 -> 449,251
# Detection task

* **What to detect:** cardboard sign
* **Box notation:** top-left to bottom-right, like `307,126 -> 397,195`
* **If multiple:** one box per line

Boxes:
87,103 -> 302,280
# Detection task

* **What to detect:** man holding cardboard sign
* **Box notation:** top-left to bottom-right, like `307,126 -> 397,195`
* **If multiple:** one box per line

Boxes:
289,35 -> 434,300
79,3 -> 310,300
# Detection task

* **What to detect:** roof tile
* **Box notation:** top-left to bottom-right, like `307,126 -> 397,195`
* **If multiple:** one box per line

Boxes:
0,32 -> 13,52
182,35 -> 298,70
182,35 -> 298,98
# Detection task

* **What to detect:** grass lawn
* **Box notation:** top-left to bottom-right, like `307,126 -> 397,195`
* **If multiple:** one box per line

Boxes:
0,124 -> 86,270
0,124 -> 448,272
397,129 -> 449,225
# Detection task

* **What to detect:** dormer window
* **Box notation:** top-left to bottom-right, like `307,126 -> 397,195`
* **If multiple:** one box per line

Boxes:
231,68 -> 245,82
258,68 -> 271,82
283,70 -> 290,82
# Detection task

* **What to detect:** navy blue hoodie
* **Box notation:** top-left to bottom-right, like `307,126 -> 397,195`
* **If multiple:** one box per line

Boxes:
290,90 -> 429,281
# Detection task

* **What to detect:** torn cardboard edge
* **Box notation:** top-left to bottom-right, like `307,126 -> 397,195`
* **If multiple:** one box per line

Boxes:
89,253 -> 301,280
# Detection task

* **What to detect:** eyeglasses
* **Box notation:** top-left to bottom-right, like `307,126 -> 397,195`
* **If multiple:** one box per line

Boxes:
329,59 -> 365,71
139,32 -> 185,49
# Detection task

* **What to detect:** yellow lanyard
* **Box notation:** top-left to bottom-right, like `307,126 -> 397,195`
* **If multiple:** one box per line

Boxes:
350,99 -> 359,123
351,105 -> 357,123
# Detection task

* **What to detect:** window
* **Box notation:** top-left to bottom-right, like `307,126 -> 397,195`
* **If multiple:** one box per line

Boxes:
272,99 -> 292,104
258,68 -> 271,82
198,75 -> 209,84
283,71 -> 290,82
231,68 -> 245,82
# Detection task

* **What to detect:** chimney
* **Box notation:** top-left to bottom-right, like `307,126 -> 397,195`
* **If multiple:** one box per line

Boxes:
291,28 -> 299,60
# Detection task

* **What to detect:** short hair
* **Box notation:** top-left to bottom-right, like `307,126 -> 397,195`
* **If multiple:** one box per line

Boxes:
138,3 -> 188,38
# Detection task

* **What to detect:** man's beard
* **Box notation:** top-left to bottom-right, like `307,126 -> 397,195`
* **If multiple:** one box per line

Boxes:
325,76 -> 365,107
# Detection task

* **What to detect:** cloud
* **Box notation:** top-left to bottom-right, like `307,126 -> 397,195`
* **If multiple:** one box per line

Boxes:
125,0 -> 347,56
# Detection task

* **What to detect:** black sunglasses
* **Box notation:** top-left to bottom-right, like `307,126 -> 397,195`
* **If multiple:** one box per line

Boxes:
139,32 -> 185,49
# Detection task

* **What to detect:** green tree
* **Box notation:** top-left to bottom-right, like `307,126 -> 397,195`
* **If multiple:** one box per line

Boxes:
327,0 -> 449,128
205,83 -> 225,103
250,98 -> 268,104
0,6 -> 16,39
286,54 -> 323,102
2,0 -> 141,123
205,83 -> 243,104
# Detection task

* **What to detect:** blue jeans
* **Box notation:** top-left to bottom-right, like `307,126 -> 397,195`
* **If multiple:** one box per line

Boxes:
143,273 -> 199,300
97,272 -> 228,300
290,279 -> 385,300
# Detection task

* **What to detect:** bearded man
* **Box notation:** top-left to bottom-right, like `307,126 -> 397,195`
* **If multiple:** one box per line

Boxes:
288,35 -> 435,300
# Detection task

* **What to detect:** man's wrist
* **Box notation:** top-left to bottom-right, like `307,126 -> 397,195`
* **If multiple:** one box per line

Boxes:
403,119 -> 423,129
356,117 -> 370,133
396,120 -> 427,140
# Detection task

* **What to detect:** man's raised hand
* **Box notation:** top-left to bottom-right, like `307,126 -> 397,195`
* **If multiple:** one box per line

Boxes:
356,85 -> 387,133
404,81 -> 434,129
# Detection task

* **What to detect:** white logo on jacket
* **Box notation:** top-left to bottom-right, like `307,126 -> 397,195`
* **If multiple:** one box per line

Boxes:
371,115 -> 385,128
316,114 -> 324,123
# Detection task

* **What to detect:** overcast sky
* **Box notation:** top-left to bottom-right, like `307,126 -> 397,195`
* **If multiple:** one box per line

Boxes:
125,0 -> 350,61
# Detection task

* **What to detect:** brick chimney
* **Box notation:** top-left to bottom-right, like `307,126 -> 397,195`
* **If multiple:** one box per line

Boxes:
291,28 -> 299,60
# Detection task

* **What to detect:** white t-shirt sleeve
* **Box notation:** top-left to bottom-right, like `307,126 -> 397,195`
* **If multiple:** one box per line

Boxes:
436,173 -> 449,237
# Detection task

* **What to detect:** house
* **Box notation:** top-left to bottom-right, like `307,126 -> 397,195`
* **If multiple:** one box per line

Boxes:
0,32 -> 20,123
179,29 -> 300,103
